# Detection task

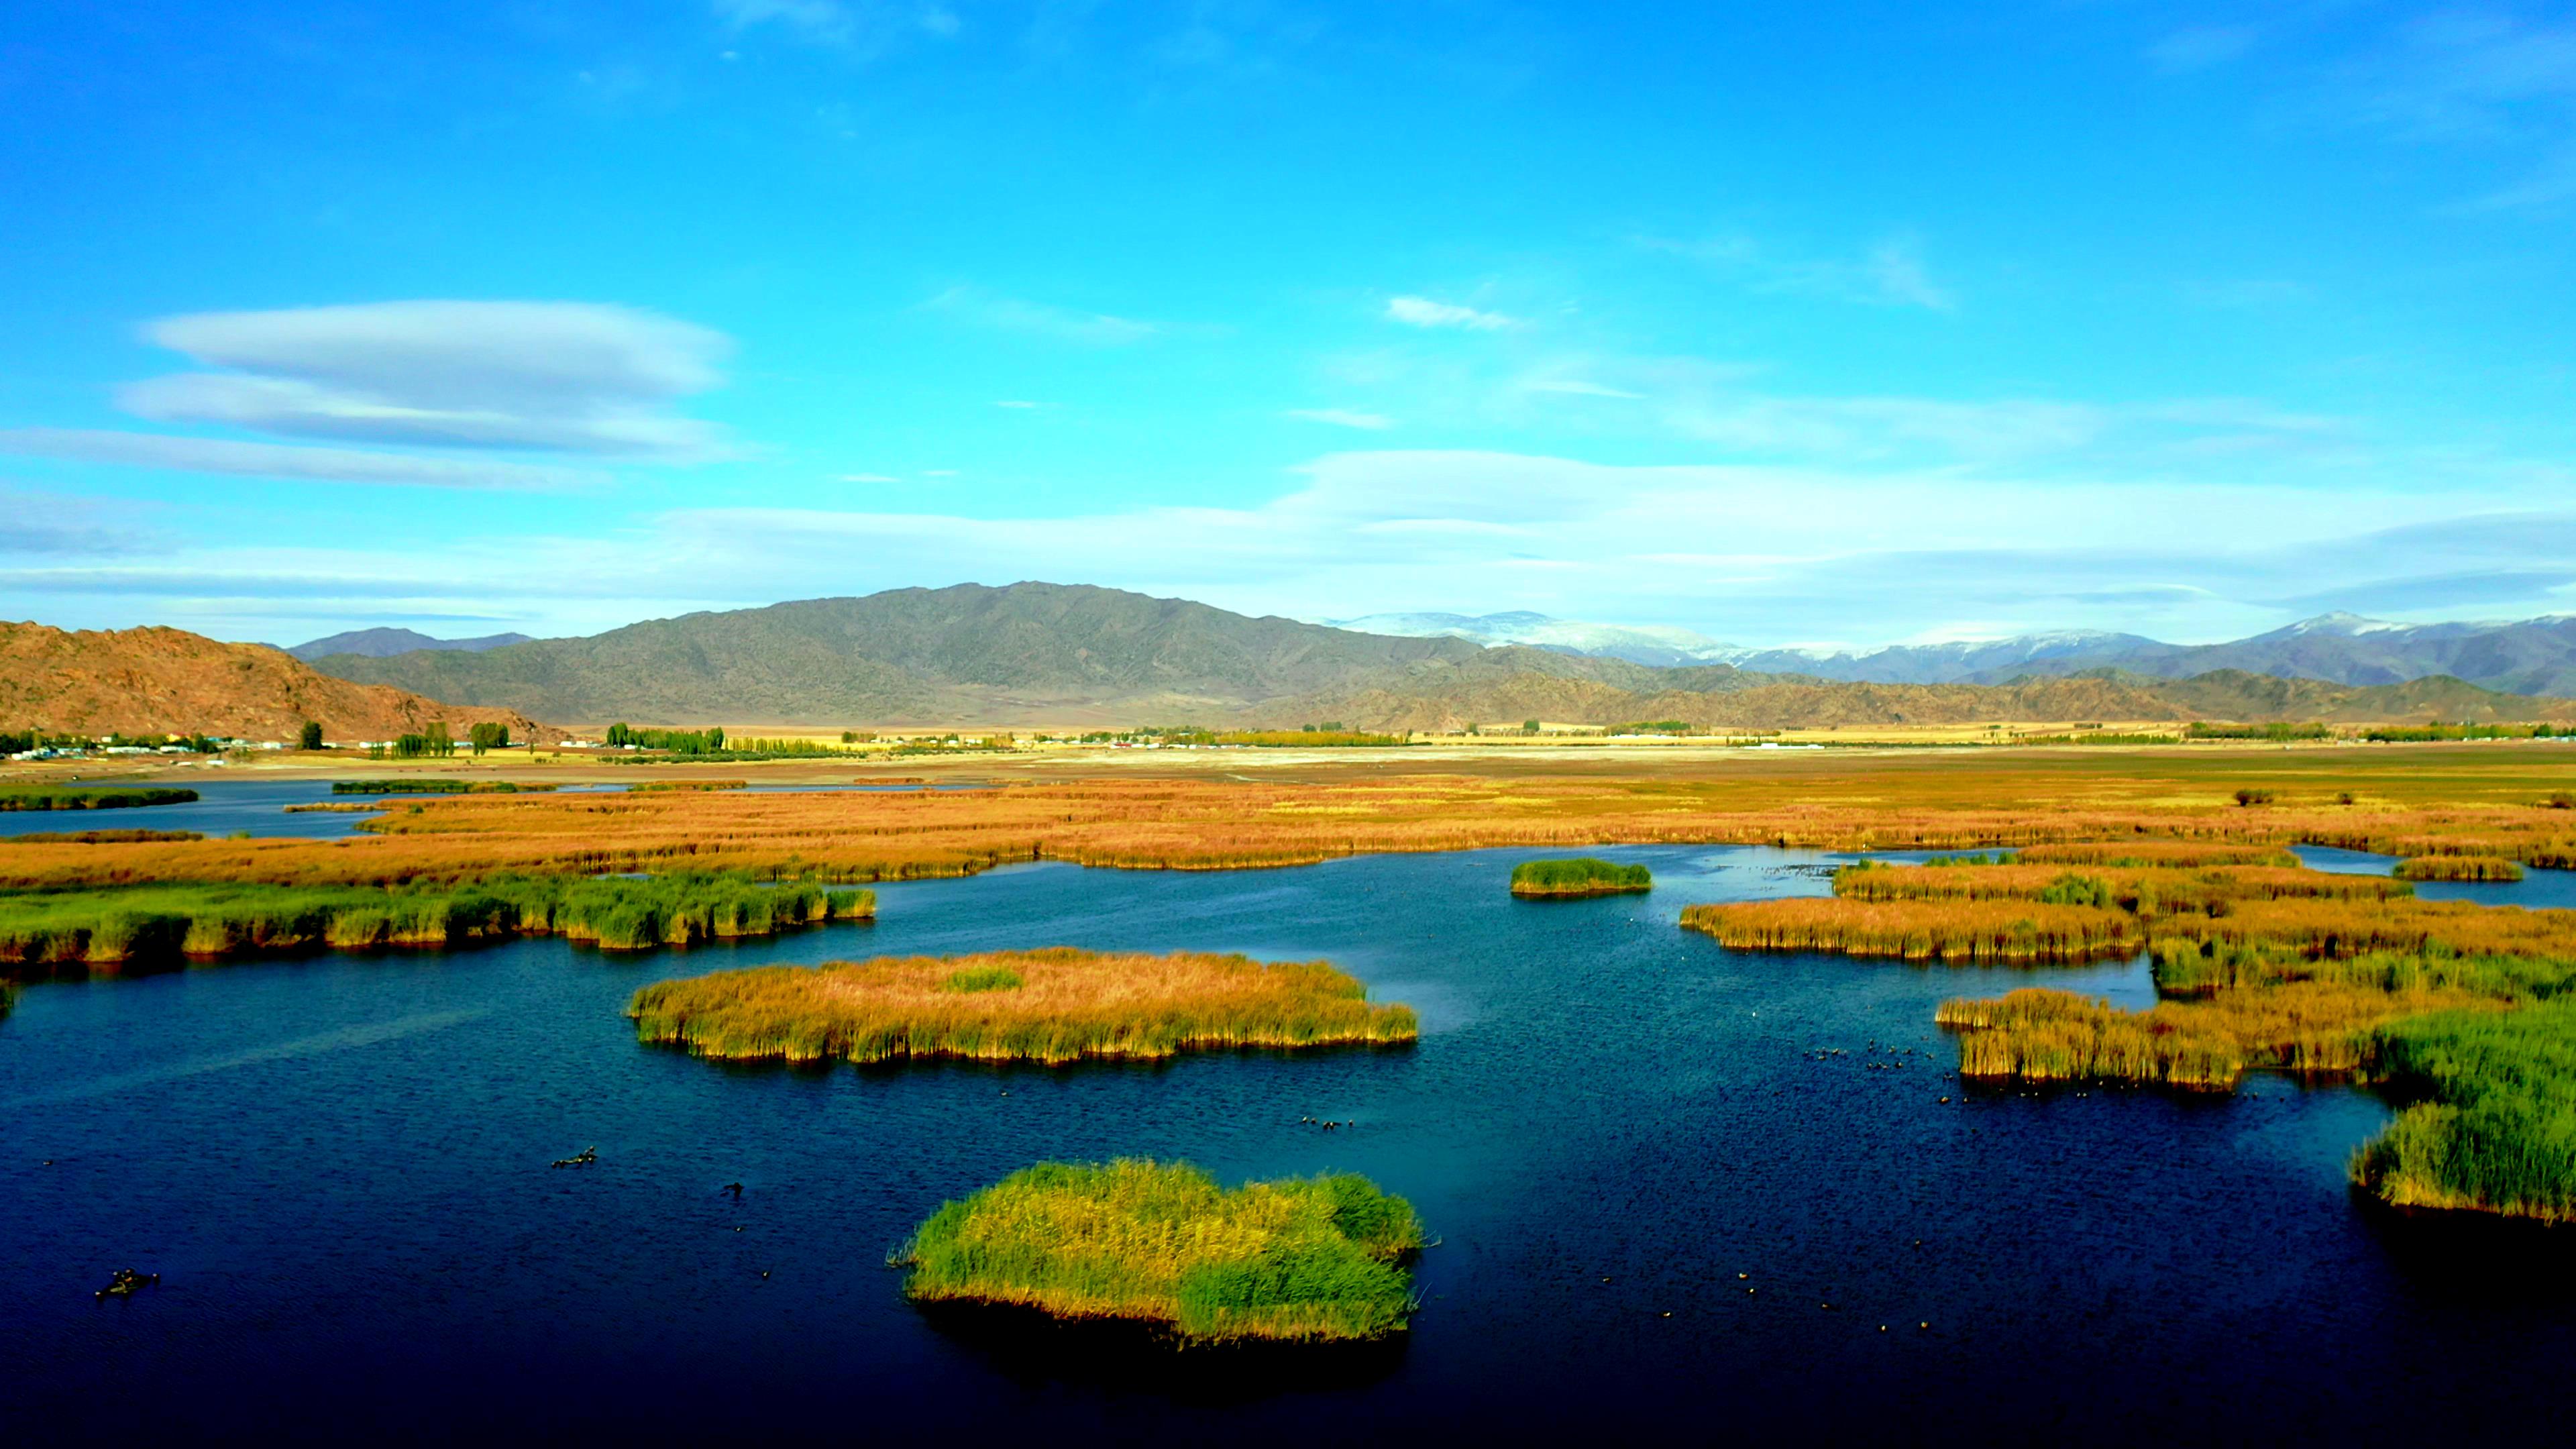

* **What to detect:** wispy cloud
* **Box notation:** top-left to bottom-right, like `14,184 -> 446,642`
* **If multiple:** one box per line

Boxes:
0,429 -> 610,491
1285,408 -> 1395,430
1643,231 -> 1957,311
2314,10 -> 2576,211
925,285 -> 1159,345
0,487 -> 164,555
1385,296 -> 1515,330
119,301 -> 734,460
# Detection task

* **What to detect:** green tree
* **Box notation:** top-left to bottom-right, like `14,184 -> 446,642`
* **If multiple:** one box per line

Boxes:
298,720 -> 324,751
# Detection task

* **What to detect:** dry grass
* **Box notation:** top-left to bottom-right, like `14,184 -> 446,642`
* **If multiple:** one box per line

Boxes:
2394,855 -> 2527,881
628,947 -> 1417,1065
6,746 -> 2568,892
1680,898 -> 2142,962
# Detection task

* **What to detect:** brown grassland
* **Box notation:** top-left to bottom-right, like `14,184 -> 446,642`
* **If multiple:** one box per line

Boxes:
1,744 -> 2570,892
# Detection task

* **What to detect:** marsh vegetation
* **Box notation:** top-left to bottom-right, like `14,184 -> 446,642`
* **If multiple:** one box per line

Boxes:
0,786 -> 197,812
627,947 -> 1417,1065
896,1160 -> 1422,1344
0,873 -> 875,967
1509,857 -> 1652,898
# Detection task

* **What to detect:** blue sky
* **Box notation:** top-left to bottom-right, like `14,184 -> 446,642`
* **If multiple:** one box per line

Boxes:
3,1 -> 2573,649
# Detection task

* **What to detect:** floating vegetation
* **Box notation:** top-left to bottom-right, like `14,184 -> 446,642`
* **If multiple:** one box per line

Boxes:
2394,855 -> 2526,882
627,947 -> 1417,1065
0,874 -> 877,968
2,828 -> 203,844
1509,857 -> 1652,898
1681,898 -> 2141,963
895,1160 -> 1422,1344
329,780 -> 558,795
628,780 -> 749,792
0,786 -> 197,812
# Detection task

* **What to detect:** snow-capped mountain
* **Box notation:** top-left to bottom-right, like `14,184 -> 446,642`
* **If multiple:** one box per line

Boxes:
1328,610 -> 2576,695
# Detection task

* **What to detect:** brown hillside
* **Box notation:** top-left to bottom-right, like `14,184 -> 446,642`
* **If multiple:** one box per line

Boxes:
0,623 -> 551,744
1256,665 -> 2576,733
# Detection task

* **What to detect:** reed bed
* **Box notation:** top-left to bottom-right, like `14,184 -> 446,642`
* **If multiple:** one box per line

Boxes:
3,755 -> 2573,894
1680,898 -> 2142,962
2394,855 -> 2527,882
627,947 -> 1417,1065
2,828 -> 203,844
0,786 -> 197,812
0,874 -> 875,967
2355,1002 -> 2576,1224
330,780 -> 557,795
2153,898 -> 2576,962
1509,857 -> 1652,897
895,1160 -> 1421,1344
1939,982 -> 2487,1089
1833,861 -> 2414,912
2015,841 -> 2299,868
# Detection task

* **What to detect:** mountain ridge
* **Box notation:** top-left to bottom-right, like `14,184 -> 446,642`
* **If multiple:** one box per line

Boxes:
297,584 -> 2576,730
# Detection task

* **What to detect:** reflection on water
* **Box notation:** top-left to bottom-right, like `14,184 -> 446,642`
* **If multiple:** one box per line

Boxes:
2,843 -> 2573,1440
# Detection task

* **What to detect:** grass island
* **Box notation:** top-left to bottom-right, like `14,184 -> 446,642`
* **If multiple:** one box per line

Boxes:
0,873 -> 875,967
628,947 -> 1417,1065
0,786 -> 198,812
1509,857 -> 1652,898
896,1160 -> 1423,1344
1684,847 -> 2576,1224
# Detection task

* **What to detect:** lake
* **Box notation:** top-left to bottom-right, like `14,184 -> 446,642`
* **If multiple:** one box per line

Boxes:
3,837 -> 2571,1441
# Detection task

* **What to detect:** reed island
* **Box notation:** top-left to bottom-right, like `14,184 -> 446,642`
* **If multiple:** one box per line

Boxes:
896,1160 -> 1423,1344
0,873 -> 875,967
627,947 -> 1417,1065
1683,845 -> 2576,1224
1509,857 -> 1652,898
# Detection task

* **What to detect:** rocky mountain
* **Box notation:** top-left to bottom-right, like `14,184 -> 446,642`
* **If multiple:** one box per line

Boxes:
297,584 -> 2576,731
1342,608 -> 2576,695
285,627 -> 535,661
307,582 -> 1483,725
1,623 -> 549,743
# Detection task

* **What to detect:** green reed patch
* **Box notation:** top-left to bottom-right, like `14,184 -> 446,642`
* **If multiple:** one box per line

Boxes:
329,780 -> 557,795
896,1160 -> 1421,1344
0,873 -> 877,968
1509,857 -> 1652,898
3,828 -> 203,844
941,965 -> 1024,993
2356,1001 -> 2576,1224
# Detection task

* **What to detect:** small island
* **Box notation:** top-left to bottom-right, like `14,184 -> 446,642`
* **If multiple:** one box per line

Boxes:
628,947 -> 1417,1065
1509,857 -> 1652,899
896,1160 -> 1423,1344
0,786 -> 199,812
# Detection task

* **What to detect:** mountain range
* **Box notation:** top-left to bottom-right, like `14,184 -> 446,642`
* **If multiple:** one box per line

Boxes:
285,627 -> 535,661
1334,609 -> 2576,696
297,583 -> 2576,731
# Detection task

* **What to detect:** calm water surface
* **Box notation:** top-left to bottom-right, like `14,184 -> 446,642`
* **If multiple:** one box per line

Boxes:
4,843 -> 2572,1442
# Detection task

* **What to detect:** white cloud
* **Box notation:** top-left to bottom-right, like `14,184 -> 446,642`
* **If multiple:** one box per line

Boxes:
15,449 -> 2576,649
122,301 -> 733,460
1645,231 -> 1957,311
0,428 -> 609,491
1385,296 -> 1515,331
1285,409 -> 1395,430
925,285 -> 1158,345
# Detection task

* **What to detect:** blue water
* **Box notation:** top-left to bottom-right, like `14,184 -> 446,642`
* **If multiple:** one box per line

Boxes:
4,844 -> 2573,1442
